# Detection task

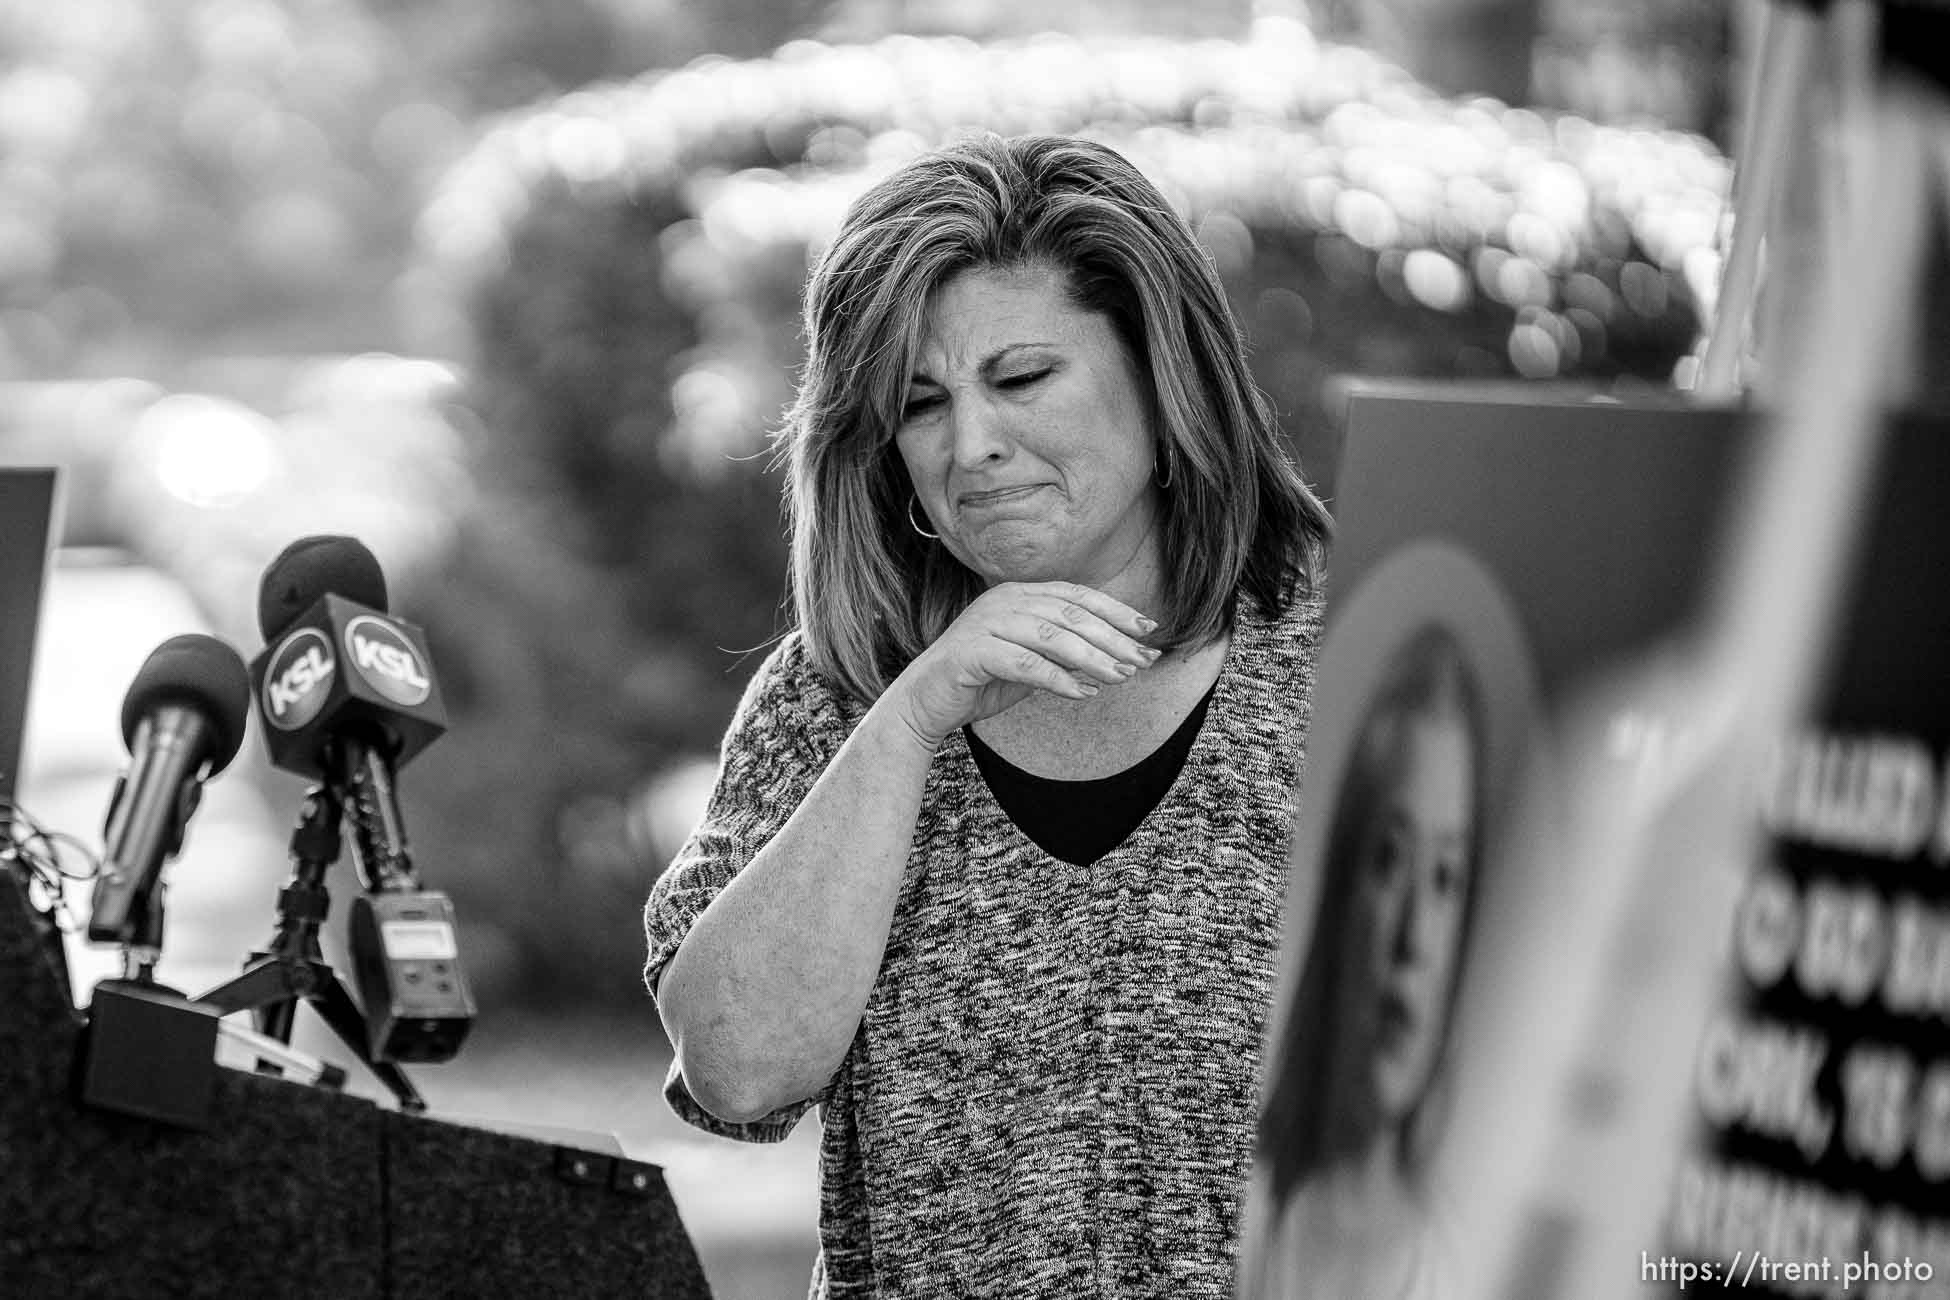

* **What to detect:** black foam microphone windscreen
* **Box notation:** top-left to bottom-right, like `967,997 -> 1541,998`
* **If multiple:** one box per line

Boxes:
88,634 -> 252,945
257,534 -> 389,643
116,633 -> 253,775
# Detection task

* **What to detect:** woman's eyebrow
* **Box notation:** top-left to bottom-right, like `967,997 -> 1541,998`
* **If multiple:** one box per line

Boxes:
980,342 -> 1058,373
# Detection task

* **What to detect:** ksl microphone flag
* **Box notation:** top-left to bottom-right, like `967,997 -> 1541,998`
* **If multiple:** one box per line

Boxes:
251,595 -> 447,782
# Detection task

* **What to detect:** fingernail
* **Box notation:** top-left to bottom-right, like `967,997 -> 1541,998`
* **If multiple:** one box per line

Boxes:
1078,680 -> 1101,695
1141,647 -> 1162,662
1116,663 -> 1136,678
1137,616 -> 1158,632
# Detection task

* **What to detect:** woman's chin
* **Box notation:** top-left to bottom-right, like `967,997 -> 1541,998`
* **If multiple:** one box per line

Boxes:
1371,1056 -> 1434,1125
961,538 -> 1069,585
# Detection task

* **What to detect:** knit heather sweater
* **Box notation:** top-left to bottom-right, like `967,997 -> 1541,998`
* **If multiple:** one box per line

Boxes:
643,588 -> 1322,1299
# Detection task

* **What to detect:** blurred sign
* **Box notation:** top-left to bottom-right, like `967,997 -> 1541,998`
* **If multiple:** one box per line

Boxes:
1668,412 -> 1950,1299
1243,392 -> 1950,1299
0,468 -> 56,813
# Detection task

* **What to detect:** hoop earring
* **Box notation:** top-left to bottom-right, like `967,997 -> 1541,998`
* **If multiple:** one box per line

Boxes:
1154,443 -> 1174,490
907,495 -> 939,540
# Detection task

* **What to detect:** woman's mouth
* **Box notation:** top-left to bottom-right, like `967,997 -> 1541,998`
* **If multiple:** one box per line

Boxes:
1377,987 -> 1418,1041
957,484 -> 1047,509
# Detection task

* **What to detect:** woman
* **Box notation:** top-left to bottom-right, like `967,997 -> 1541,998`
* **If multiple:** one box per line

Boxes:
644,133 -> 1331,1298
1241,626 -> 1485,1300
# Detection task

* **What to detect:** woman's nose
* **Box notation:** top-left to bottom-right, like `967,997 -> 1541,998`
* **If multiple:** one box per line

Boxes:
1387,869 -> 1425,966
948,394 -> 1013,469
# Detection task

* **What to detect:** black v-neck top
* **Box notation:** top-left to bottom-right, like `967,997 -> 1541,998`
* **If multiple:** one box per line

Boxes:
962,680 -> 1220,865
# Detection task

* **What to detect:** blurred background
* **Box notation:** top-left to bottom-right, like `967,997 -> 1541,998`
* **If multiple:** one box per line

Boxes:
1,0 -> 1735,1294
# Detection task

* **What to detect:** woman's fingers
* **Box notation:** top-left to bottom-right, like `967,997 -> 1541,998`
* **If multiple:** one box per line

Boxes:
1034,584 -> 1160,668
894,580 -> 1164,737
950,583 -> 1163,698
992,613 -> 1137,686
969,583 -> 1158,681
1042,581 -> 1158,648
982,637 -> 1105,699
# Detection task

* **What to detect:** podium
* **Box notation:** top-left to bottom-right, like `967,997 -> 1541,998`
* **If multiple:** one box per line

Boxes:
0,872 -> 712,1298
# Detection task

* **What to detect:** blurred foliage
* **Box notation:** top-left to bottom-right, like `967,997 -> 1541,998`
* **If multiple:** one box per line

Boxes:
0,0 -> 458,374
820,0 -> 1255,42
1536,0 -> 1731,141
0,0 -> 842,381
1309,0 -> 1729,136
1328,0 -> 1545,106
397,19 -> 1728,1005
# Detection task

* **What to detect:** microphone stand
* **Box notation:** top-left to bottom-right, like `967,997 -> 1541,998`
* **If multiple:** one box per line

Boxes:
195,786 -> 427,1113
118,885 -> 168,988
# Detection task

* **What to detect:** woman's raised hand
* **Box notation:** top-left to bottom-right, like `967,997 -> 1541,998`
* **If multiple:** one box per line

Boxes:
887,581 -> 1161,750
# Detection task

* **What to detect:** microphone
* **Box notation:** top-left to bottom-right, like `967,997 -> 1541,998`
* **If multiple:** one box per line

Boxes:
253,535 -> 445,785
88,634 -> 251,949
249,535 -> 474,1063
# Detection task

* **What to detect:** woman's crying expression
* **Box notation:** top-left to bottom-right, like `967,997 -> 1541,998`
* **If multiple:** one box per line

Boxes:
896,264 -> 1163,592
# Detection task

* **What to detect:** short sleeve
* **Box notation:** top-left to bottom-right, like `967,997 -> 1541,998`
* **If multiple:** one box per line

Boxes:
642,633 -> 858,1142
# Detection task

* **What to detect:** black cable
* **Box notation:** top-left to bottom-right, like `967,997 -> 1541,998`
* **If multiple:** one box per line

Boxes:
1,797 -> 102,932
2,797 -> 101,1011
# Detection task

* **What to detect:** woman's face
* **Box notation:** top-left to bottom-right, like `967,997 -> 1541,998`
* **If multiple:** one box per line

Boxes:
1357,710 -> 1476,1123
894,264 -> 1162,590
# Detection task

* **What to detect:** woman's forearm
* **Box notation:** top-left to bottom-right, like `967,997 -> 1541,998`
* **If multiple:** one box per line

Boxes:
658,583 -> 1156,1122
655,696 -> 939,1122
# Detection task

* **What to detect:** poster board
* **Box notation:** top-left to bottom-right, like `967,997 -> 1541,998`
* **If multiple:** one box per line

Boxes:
1243,392 -> 1950,1299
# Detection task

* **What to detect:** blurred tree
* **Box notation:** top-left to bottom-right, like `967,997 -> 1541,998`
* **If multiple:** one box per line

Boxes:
1353,0 -> 1543,104
1309,0 -> 1731,139
373,0 -> 837,113
0,0 -> 853,383
0,0 -> 461,377
820,0 -> 1254,41
1538,0 -> 1732,141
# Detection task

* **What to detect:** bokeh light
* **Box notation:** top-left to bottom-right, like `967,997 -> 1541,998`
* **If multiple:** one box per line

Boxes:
136,392 -> 279,510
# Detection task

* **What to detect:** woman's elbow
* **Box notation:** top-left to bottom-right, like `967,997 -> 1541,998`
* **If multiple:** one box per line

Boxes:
655,1002 -> 761,1122
657,963 -> 837,1121
678,1047 -> 811,1124
685,1070 -> 774,1125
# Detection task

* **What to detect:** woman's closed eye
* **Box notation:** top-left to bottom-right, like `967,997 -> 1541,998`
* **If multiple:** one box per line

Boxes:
902,391 -> 944,420
901,369 -> 1050,420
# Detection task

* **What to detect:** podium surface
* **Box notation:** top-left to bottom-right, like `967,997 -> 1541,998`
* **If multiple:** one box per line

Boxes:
0,871 -> 713,1298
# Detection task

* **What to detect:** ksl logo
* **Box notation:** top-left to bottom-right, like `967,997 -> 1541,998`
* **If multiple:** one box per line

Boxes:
344,615 -> 432,707
264,628 -> 335,731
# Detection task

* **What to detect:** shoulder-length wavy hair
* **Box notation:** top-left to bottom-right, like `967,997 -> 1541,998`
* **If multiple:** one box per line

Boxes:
778,132 -> 1331,702
1256,624 -> 1487,1208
